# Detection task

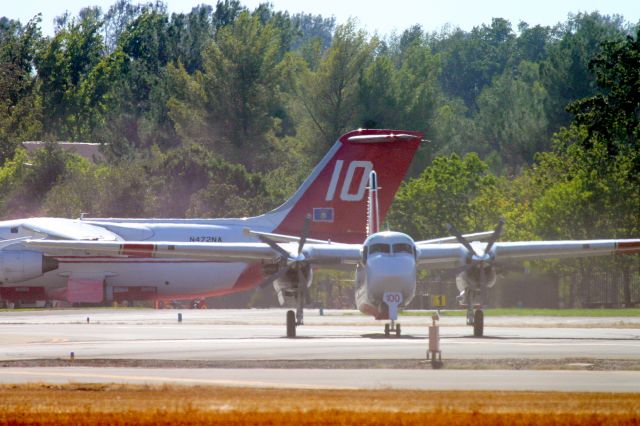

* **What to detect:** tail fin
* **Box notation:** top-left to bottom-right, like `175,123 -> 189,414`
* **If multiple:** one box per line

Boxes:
262,129 -> 422,243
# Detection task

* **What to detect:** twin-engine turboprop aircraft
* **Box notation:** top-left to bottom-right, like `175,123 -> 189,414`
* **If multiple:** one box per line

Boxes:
25,169 -> 640,337
0,129 -> 422,308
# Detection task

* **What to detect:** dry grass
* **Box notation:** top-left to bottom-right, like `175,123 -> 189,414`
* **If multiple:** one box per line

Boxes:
0,383 -> 638,425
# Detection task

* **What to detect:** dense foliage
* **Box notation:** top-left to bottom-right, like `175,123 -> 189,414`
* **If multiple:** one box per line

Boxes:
0,2 -> 638,306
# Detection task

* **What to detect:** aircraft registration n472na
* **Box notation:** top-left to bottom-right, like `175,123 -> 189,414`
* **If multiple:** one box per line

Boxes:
24,169 -> 640,338
0,129 -> 422,309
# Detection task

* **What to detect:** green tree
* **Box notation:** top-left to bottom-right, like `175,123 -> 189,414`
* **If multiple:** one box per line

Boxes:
36,9 -> 105,140
168,11 -> 285,168
542,12 -> 627,131
294,20 -> 375,158
567,27 -> 639,166
207,11 -> 283,146
0,16 -> 42,164
435,18 -> 515,109
474,61 -> 550,170
387,153 -> 502,239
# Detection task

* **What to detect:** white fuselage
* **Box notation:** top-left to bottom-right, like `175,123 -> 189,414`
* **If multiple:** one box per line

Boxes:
0,217 -> 276,300
354,232 -> 417,319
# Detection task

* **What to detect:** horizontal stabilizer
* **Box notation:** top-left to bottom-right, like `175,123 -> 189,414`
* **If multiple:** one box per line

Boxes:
242,228 -> 330,245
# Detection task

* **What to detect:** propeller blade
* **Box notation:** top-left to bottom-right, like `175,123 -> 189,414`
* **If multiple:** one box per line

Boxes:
297,267 -> 306,303
483,219 -> 505,255
298,214 -> 311,255
446,223 -> 478,257
258,234 -> 292,260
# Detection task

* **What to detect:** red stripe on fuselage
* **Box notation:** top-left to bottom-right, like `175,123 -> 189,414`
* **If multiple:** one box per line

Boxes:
616,241 -> 640,254
120,243 -> 155,257
154,264 -> 265,301
232,263 -> 264,291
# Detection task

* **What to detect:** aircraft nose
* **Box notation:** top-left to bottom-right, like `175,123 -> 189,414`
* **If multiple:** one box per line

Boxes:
366,256 -> 416,296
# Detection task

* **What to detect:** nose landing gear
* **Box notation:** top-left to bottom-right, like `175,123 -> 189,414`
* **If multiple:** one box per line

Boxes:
384,320 -> 401,337
382,291 -> 403,337
466,306 -> 484,337
286,309 -> 296,337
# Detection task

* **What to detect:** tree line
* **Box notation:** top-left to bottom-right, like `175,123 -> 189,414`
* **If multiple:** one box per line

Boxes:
0,1 -> 638,306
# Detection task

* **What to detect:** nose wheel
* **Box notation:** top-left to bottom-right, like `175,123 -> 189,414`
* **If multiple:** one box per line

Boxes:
473,309 -> 484,337
286,310 -> 296,337
384,321 -> 401,337
466,308 -> 484,337
463,288 -> 485,337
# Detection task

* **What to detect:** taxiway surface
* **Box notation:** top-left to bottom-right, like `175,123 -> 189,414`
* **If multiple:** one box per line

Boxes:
1,308 -> 638,360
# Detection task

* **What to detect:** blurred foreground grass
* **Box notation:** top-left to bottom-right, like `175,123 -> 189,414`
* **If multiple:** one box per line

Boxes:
0,383 -> 638,425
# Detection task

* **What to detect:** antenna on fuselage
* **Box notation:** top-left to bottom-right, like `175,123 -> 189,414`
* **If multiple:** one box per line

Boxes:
366,170 -> 380,237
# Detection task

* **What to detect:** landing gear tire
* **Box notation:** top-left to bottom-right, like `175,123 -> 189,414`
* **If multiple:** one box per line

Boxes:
286,310 -> 296,338
473,309 -> 484,337
395,323 -> 401,337
384,323 -> 390,336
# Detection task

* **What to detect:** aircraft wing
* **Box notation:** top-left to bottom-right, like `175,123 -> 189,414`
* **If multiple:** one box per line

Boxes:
19,218 -> 122,241
416,239 -> 640,269
490,239 -> 640,260
415,230 -> 495,245
416,243 -> 466,268
25,239 -> 363,265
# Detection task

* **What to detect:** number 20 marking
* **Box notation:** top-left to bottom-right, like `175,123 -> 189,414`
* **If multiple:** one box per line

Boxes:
325,160 -> 373,202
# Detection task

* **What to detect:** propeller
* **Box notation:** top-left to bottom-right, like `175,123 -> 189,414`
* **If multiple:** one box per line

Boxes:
448,219 -> 505,301
446,223 -> 478,257
257,214 -> 312,291
483,219 -> 504,254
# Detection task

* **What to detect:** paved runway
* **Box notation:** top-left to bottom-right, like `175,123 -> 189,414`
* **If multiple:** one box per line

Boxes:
1,309 -> 638,360
1,308 -> 639,391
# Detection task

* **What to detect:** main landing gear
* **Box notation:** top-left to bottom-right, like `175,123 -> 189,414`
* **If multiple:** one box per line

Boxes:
461,288 -> 485,337
286,307 -> 304,338
285,285 -> 306,338
384,320 -> 401,337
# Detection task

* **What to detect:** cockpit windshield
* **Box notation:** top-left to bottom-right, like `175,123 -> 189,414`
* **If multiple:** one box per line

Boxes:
393,243 -> 414,255
369,243 -> 391,254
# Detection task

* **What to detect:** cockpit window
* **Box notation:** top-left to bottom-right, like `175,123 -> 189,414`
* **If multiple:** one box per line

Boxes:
393,243 -> 414,255
369,243 -> 391,254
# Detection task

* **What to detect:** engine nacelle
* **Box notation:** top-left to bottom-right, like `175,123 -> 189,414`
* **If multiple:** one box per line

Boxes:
455,266 -> 497,292
272,267 -> 313,306
0,251 -> 58,283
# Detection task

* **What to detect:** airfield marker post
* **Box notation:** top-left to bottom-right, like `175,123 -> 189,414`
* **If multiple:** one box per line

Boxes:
427,313 -> 442,368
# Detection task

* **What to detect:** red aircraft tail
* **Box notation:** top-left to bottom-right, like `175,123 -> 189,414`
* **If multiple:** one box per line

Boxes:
264,129 -> 422,243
